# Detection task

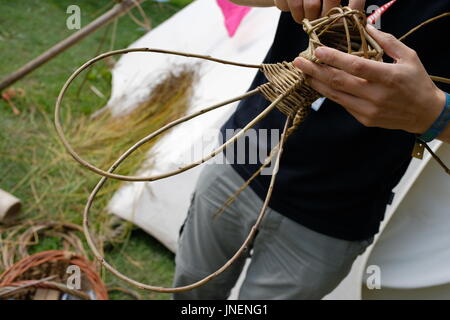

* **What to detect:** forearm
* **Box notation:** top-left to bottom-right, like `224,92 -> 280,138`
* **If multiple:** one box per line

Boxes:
228,0 -> 275,7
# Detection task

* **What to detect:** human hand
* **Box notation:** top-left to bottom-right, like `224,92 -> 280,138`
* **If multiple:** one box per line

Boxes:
273,0 -> 366,23
293,24 -> 446,135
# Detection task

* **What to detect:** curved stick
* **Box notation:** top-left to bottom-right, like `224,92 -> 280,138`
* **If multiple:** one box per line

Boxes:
399,13 -> 450,85
83,115 -> 291,292
417,138 -> 450,175
213,135 -> 282,218
399,12 -> 449,42
430,75 -> 450,85
55,47 -> 264,181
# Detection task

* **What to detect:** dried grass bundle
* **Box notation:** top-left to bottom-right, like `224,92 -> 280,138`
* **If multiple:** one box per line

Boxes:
68,67 -> 196,176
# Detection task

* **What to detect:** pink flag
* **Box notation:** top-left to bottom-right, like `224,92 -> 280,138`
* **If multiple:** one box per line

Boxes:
216,0 -> 251,37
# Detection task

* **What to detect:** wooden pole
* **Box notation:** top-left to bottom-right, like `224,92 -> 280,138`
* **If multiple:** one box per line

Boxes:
0,0 -> 144,92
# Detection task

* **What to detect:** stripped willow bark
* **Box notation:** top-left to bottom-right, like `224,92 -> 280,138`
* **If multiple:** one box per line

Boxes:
54,7 -> 450,292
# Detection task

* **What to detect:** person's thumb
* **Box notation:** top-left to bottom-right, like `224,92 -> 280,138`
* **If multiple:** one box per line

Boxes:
366,24 -> 411,61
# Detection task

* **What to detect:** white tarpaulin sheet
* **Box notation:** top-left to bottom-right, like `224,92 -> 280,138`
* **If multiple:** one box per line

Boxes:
324,141 -> 450,299
364,144 -> 450,289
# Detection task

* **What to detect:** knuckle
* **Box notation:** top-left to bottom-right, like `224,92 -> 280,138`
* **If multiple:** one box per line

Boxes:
293,15 -> 303,23
360,116 -> 375,127
304,0 -> 320,10
275,0 -> 289,11
385,33 -> 398,44
360,104 -> 383,127
406,48 -> 418,60
289,0 -> 303,9
394,68 -> 408,85
289,0 -> 304,22
305,64 -> 315,77
329,73 -> 344,90
372,91 -> 388,105
325,51 -> 337,65
357,116 -> 368,126
349,59 -> 364,75
366,107 -> 380,120
309,62 -> 322,78
327,90 -> 340,102
384,69 -> 400,87
371,87 -> 391,103
349,0 -> 365,10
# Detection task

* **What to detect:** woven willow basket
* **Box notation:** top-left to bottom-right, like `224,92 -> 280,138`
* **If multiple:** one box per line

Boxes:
0,250 -> 108,300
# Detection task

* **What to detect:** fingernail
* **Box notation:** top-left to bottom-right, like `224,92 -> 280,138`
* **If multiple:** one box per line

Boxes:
315,47 -> 326,57
293,57 -> 304,67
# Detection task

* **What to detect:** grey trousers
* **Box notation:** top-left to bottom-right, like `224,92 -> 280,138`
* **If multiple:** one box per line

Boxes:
173,163 -> 373,300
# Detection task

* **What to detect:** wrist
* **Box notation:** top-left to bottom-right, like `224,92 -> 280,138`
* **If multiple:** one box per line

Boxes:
415,88 -> 446,134
418,90 -> 450,142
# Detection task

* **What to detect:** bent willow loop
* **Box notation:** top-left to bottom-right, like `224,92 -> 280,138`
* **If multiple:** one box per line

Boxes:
55,7 -> 449,292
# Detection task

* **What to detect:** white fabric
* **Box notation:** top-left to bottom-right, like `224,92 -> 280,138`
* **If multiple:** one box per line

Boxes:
325,142 -> 450,299
364,143 -> 450,289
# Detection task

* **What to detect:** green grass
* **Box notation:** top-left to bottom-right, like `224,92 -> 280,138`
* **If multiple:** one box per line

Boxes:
0,0 -> 191,114
0,0 -> 194,300
105,229 -> 176,300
